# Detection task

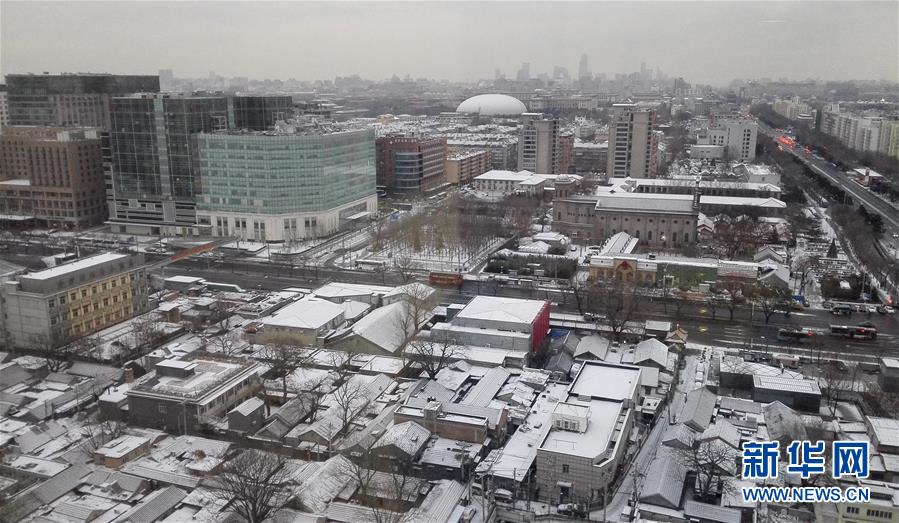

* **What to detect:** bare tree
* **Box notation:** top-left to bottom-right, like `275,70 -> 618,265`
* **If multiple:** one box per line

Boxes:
792,254 -> 820,296
406,334 -> 465,379
751,284 -> 789,324
393,255 -> 420,284
340,444 -> 420,523
260,336 -> 313,403
677,439 -> 737,502
208,449 -> 296,523
586,280 -> 644,342
29,333 -> 72,372
80,413 -> 127,453
390,284 -> 440,358
712,279 -> 747,321
131,313 -> 163,350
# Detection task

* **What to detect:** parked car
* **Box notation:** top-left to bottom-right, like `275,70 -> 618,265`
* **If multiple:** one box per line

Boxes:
558,504 -> 588,518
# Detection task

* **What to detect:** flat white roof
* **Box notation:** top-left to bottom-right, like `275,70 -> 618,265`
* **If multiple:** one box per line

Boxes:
569,362 -> 641,402
23,252 -> 129,281
165,275 -> 205,284
540,398 -> 623,459
753,375 -> 821,394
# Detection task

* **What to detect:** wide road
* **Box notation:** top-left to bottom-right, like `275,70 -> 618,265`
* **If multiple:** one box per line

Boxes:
157,258 -> 899,360
758,121 -> 899,238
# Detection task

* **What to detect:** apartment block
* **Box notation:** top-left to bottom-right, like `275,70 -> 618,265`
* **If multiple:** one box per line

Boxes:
607,104 -> 658,178
0,252 -> 148,350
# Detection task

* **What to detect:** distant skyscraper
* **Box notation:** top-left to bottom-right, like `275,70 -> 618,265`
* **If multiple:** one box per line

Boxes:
519,113 -> 561,174
158,69 -> 174,90
5,73 -> 160,128
607,104 -> 658,178
516,62 -> 531,82
578,54 -> 591,80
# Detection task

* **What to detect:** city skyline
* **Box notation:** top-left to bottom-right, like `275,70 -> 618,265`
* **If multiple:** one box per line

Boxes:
2,1 -> 896,86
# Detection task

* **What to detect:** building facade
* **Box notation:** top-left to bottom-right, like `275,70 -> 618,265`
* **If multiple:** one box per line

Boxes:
107,93 -> 289,235
699,119 -> 757,162
5,73 -> 159,128
518,113 -> 561,174
0,252 -> 148,350
553,193 -> 699,248
0,127 -> 107,229
573,141 -> 608,175
376,135 -> 447,194
445,148 -> 491,185
536,362 -> 641,505
127,354 -> 262,433
196,126 -> 376,242
606,104 -> 658,178
0,85 -> 8,133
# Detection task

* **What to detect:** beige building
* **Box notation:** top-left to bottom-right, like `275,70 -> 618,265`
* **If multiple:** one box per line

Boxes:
519,113 -> 561,174
606,104 -> 658,178
445,148 -> 491,185
0,127 -> 107,229
0,252 -> 148,350
554,193 -> 699,248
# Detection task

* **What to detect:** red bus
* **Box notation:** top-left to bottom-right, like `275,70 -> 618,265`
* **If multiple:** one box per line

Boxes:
429,271 -> 463,288
830,325 -> 877,340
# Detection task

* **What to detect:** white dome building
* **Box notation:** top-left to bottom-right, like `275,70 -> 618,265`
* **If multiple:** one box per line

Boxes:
456,94 -> 527,116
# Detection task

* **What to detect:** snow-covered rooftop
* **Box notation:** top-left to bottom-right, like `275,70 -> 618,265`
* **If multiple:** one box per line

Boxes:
454,296 -> 547,326
262,297 -> 345,330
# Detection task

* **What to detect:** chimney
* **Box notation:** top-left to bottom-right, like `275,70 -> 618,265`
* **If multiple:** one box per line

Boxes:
123,367 -> 135,384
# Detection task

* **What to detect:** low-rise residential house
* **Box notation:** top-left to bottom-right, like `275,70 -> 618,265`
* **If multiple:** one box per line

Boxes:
227,397 -> 266,434
126,353 -> 262,432
93,434 -> 152,468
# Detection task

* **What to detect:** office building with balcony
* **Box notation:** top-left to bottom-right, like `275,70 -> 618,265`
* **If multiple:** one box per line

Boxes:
0,252 -> 148,350
5,73 -> 159,128
376,135 -> 447,194
0,127 -> 107,229
195,124 -> 376,242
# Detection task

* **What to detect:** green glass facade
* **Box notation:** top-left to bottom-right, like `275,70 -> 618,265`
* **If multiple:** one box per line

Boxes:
196,129 -> 376,215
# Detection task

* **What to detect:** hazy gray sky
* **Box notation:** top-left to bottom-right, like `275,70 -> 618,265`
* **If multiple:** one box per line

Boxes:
2,1 -> 896,85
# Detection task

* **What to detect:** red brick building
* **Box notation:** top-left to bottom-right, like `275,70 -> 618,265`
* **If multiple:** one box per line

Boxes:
376,135 -> 447,194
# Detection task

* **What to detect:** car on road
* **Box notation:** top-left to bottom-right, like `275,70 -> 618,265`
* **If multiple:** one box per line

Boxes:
558,504 -> 588,518
877,305 -> 895,314
858,320 -> 876,328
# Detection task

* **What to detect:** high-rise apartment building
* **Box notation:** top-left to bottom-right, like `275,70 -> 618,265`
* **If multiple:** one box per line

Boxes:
606,104 -> 658,178
578,54 -> 591,80
0,127 -> 107,229
196,125 -> 376,242
701,119 -> 757,162
0,85 -> 8,134
376,135 -> 447,194
5,73 -> 159,128
107,93 -> 290,235
518,113 -> 561,174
